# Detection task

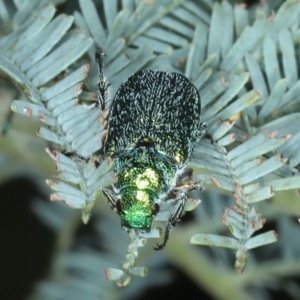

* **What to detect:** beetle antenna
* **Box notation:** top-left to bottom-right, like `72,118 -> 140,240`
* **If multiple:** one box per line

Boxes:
95,52 -> 109,111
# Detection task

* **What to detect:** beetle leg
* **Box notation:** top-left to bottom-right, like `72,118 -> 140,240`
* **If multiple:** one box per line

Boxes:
198,121 -> 214,143
102,188 -> 118,211
164,181 -> 203,204
95,52 -> 110,112
154,193 -> 186,251
154,181 -> 203,250
173,181 -> 204,193
198,121 -> 208,138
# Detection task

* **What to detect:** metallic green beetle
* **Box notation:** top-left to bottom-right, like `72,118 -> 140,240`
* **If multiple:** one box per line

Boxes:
96,52 -> 206,250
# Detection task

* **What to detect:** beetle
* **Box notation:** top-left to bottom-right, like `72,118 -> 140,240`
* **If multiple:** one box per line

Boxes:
95,52 -> 206,250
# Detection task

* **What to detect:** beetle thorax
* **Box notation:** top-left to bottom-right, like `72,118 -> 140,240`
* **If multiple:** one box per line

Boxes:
114,146 -> 177,195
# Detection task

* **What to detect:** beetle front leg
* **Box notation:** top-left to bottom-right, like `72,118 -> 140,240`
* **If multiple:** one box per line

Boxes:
154,194 -> 186,251
154,181 -> 204,250
173,181 -> 204,193
102,187 -> 118,211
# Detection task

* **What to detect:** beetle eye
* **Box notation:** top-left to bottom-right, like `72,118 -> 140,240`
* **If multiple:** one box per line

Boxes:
116,200 -> 122,214
152,203 -> 160,216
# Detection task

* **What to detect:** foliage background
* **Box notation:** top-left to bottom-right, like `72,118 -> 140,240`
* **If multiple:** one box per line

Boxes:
1,0 -> 300,299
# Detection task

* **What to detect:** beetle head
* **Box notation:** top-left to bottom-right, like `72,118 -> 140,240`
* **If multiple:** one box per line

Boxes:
117,187 -> 159,232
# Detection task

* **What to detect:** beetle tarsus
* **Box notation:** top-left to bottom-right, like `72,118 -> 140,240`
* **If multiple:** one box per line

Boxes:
154,221 -> 173,251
